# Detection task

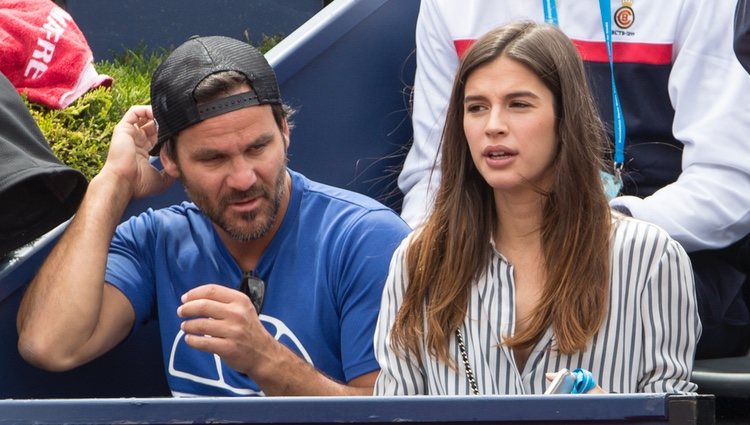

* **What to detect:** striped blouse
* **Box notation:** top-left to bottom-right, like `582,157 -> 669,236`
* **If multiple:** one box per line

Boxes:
374,216 -> 701,395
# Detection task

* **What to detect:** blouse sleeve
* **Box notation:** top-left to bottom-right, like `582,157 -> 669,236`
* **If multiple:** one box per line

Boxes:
373,236 -> 427,395
638,235 -> 701,393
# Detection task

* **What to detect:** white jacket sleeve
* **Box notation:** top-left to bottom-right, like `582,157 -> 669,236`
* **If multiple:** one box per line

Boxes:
610,0 -> 750,252
398,0 -> 458,228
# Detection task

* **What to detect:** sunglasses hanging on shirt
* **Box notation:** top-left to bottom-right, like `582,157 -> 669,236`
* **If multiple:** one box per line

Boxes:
240,271 -> 265,313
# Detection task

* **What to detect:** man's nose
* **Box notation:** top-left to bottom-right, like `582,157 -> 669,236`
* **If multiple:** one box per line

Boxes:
226,157 -> 258,190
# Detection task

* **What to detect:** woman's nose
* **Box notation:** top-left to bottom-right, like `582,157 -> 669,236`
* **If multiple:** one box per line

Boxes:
485,109 -> 508,136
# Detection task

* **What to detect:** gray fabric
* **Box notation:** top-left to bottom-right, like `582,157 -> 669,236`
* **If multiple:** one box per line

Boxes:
0,72 -> 87,257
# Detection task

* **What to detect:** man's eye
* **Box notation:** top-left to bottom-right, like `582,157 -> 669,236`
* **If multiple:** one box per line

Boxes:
197,155 -> 222,163
247,143 -> 267,154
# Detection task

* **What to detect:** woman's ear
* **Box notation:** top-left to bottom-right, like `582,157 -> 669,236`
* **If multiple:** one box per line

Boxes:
160,144 -> 180,178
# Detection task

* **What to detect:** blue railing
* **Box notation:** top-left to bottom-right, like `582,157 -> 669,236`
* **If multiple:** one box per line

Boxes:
0,394 -> 714,424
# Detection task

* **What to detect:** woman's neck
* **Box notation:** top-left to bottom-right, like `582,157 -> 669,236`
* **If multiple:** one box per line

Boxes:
493,192 -> 544,253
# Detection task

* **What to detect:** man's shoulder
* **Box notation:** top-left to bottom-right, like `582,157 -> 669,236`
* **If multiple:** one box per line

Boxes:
294,170 -> 402,217
123,201 -> 205,230
290,171 -> 410,243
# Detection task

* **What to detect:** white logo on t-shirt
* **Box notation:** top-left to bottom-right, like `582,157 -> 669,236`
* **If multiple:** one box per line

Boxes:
167,314 -> 312,396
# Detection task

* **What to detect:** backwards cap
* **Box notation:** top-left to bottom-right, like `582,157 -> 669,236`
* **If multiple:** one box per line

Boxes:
149,35 -> 280,155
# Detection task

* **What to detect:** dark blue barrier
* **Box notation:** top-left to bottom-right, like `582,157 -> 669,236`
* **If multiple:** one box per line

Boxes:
0,0 -> 417,399
270,0 -> 417,211
65,0 -> 323,61
0,394 -> 716,424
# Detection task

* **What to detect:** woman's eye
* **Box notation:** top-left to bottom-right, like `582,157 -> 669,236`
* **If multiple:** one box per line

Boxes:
466,104 -> 485,113
510,101 -> 531,108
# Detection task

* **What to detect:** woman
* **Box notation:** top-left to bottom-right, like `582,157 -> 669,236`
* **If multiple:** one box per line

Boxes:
374,21 -> 700,395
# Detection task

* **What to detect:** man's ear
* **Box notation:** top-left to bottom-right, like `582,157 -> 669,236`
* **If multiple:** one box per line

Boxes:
282,119 -> 290,150
160,145 -> 180,178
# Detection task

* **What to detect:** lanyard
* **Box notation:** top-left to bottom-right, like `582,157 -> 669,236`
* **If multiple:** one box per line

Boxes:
542,0 -> 559,26
543,0 -> 626,172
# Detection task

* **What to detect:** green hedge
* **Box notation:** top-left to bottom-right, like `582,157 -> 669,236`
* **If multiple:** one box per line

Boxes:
23,35 -> 283,181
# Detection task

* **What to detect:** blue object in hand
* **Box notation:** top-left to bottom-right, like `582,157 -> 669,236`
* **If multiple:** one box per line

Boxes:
571,368 -> 597,394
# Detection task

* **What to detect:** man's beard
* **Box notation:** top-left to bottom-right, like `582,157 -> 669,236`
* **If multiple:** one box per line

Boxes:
183,166 -> 287,241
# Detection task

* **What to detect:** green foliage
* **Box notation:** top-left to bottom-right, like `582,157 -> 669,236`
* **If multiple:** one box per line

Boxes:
23,46 -> 166,179
256,33 -> 286,55
23,35 -> 282,180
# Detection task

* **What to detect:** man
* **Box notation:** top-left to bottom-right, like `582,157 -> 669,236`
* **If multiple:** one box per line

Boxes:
16,36 -> 410,396
398,0 -> 750,359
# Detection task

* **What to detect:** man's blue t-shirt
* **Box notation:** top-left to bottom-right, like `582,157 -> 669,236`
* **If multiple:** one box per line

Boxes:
105,169 -> 410,396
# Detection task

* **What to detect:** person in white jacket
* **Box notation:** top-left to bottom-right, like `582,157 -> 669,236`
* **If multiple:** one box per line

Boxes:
398,0 -> 750,359
737,0 -> 750,73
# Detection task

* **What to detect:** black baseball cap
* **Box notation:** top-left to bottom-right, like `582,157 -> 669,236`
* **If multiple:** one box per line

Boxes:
149,35 -> 281,156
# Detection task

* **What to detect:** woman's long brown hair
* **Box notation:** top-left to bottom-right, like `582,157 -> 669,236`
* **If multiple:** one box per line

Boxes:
391,22 -> 612,364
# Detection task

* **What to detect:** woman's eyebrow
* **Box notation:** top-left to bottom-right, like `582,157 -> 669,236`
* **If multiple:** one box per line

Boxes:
464,90 -> 540,103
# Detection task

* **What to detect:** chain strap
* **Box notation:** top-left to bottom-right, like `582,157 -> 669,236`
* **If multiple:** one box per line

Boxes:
455,328 -> 479,395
